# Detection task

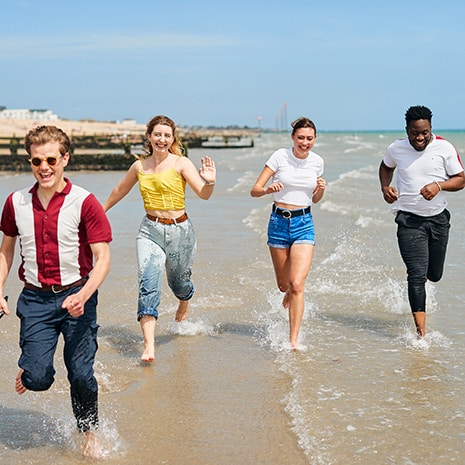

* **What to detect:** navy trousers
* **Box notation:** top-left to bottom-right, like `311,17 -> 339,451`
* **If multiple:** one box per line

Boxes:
395,209 -> 450,313
17,286 -> 99,432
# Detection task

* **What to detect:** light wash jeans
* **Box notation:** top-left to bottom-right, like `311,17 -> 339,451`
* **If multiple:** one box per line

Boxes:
136,215 -> 196,320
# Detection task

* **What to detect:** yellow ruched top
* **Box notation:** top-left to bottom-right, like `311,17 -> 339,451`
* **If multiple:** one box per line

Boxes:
138,168 -> 186,211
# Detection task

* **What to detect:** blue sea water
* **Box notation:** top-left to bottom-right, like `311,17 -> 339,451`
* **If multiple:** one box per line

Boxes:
1,130 -> 465,464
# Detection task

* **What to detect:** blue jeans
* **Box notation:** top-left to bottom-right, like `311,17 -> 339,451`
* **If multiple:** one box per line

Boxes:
136,215 -> 196,320
395,209 -> 450,313
17,286 -> 99,432
267,209 -> 315,248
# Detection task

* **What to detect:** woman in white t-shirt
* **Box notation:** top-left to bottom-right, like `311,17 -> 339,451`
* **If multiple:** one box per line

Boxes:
250,117 -> 326,349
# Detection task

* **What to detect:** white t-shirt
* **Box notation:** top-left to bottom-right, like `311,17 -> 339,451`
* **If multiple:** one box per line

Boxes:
265,147 -> 324,206
383,135 -> 463,216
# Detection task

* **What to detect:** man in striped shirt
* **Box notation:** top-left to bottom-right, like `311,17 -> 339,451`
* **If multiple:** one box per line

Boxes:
0,125 -> 112,458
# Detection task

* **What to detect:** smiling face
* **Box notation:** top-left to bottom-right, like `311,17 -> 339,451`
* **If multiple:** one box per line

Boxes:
406,119 -> 432,152
146,124 -> 174,156
291,127 -> 316,158
29,141 -> 69,192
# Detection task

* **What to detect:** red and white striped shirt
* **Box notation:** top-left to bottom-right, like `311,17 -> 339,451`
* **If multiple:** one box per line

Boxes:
0,178 -> 112,287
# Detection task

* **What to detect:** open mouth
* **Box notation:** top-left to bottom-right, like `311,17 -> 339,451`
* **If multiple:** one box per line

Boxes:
39,172 -> 54,180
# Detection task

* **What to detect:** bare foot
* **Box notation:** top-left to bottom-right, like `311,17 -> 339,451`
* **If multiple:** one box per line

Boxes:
175,300 -> 189,322
15,369 -> 27,395
81,430 -> 103,460
282,290 -> 290,309
141,344 -> 155,363
289,341 -> 306,351
140,316 -> 156,362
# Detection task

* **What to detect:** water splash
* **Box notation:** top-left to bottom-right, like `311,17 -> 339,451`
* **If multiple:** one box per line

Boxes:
399,325 -> 452,351
167,318 -> 217,336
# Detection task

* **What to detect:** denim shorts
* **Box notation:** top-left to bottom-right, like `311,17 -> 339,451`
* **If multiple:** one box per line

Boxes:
267,209 -> 315,248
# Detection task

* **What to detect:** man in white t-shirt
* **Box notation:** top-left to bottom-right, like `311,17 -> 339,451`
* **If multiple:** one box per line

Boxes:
379,105 -> 465,336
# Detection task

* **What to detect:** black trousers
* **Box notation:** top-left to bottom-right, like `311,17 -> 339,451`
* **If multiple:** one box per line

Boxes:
395,209 -> 450,312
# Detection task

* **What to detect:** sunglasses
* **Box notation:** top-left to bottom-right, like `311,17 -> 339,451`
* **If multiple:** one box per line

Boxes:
29,156 -> 62,167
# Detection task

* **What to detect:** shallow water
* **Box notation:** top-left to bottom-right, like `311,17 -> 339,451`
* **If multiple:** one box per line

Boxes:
1,130 -> 465,464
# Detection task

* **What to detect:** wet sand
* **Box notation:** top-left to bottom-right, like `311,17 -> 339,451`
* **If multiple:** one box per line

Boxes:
0,162 -> 309,464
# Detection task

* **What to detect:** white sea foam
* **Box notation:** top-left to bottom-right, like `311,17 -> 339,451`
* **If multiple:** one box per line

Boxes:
399,326 -> 452,350
168,318 -> 217,336
242,205 -> 268,236
226,170 -> 256,193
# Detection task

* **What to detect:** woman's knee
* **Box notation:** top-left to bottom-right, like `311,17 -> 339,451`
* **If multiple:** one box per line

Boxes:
289,280 -> 305,295
275,276 -> 289,293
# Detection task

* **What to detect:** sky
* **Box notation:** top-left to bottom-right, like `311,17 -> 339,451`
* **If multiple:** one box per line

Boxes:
1,0 -> 465,131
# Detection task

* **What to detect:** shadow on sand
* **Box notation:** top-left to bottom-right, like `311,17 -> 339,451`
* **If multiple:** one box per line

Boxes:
0,405 -> 68,450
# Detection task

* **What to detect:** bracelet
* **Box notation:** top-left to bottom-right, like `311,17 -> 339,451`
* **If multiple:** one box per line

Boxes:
434,181 -> 442,191
201,176 -> 215,186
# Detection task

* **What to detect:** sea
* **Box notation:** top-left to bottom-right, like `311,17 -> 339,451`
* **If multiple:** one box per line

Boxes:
1,130 -> 465,465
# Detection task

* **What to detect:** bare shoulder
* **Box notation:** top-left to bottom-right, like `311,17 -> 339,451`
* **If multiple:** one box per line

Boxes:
174,154 -> 195,171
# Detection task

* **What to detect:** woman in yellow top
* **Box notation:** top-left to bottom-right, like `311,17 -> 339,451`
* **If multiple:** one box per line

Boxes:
104,115 -> 216,362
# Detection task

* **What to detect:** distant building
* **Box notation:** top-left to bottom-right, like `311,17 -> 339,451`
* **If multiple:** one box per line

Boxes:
0,107 -> 59,120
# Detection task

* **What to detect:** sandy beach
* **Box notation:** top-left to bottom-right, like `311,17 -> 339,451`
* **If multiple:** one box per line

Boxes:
2,131 -> 465,464
0,118 -> 146,138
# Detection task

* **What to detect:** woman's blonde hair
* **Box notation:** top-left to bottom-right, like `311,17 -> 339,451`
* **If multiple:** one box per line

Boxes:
143,115 -> 185,157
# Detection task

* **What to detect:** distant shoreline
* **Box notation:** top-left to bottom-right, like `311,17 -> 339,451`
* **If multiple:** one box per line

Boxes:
0,118 -> 146,137
1,118 -> 463,138
0,118 -> 258,171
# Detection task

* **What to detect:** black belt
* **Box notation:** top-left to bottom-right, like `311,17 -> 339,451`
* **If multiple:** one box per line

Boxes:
272,205 -> 311,219
24,277 -> 88,294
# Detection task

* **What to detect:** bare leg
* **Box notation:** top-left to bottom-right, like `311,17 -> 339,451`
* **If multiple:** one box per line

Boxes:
282,290 -> 290,309
270,250 -> 291,308
270,244 -> 314,349
413,311 -> 426,337
175,300 -> 189,322
288,286 -> 306,348
15,368 -> 27,395
140,315 -> 156,362
81,430 -> 103,459
269,246 -> 291,295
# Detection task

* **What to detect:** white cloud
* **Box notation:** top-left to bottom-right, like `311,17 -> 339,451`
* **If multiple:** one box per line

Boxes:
0,32 -> 242,58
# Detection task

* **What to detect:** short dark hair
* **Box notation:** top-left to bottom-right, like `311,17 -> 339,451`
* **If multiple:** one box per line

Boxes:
405,106 -> 433,126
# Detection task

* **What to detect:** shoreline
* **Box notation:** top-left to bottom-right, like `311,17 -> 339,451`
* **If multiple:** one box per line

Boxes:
0,118 -> 258,170
0,117 -> 260,138
0,118 -> 146,137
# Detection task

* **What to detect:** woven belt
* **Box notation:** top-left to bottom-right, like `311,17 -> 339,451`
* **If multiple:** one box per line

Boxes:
272,205 -> 311,219
146,213 -> 188,224
24,277 -> 88,294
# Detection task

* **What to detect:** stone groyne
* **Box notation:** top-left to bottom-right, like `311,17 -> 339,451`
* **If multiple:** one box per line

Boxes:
0,120 -> 258,171
0,152 -> 137,172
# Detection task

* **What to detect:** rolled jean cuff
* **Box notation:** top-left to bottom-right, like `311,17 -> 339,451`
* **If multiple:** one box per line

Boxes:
137,308 -> 159,321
